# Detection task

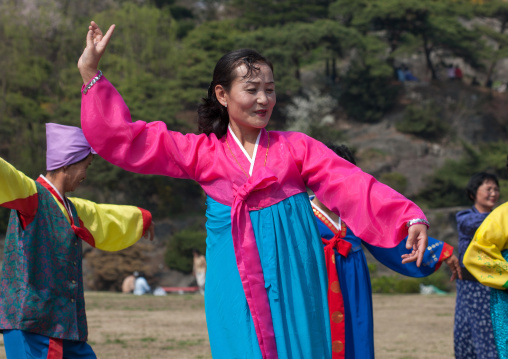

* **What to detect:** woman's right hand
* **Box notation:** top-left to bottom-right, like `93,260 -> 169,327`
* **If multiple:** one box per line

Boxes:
78,21 -> 115,84
445,255 -> 462,281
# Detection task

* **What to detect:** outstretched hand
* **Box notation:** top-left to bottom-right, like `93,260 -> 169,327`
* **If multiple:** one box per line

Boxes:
445,255 -> 462,281
401,224 -> 428,267
143,222 -> 155,241
78,21 -> 115,84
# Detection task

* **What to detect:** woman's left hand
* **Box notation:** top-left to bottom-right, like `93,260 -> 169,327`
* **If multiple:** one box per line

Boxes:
401,224 -> 428,267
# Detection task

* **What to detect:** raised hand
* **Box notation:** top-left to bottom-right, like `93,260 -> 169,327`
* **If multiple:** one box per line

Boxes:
401,223 -> 428,267
78,21 -> 116,84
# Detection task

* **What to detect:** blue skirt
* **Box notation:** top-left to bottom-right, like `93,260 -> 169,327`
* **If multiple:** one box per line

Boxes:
490,250 -> 508,359
204,192 -> 331,358
454,279 -> 498,359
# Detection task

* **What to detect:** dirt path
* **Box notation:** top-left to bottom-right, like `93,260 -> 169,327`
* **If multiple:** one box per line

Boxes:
0,292 -> 456,358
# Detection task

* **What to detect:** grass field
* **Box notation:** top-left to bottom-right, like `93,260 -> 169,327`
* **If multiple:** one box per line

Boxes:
0,292 -> 456,358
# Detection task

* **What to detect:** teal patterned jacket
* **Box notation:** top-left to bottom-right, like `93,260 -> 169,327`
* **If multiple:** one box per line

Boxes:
0,181 -> 87,341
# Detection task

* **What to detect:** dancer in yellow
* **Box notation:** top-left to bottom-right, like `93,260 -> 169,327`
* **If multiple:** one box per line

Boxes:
0,123 -> 154,359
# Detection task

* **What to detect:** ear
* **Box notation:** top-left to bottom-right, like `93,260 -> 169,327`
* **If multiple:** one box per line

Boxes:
215,84 -> 228,107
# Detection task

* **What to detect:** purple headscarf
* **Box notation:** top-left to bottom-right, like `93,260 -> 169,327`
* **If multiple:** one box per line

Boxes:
46,123 -> 97,171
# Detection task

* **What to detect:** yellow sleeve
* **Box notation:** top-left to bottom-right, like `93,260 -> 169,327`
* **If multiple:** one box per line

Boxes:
464,202 -> 508,290
68,197 -> 152,252
0,157 -> 38,220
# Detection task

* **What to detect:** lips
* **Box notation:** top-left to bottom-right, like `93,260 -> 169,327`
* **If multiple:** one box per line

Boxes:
255,110 -> 267,116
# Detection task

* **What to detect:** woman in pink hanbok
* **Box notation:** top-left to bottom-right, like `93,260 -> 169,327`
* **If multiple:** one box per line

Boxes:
78,22 -> 429,359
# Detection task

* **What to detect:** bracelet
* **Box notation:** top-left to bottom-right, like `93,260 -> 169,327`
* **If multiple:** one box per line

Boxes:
406,218 -> 430,228
82,70 -> 103,95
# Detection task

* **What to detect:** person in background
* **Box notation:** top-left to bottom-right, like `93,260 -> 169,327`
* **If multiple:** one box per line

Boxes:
463,155 -> 508,359
0,123 -> 154,359
454,65 -> 463,81
311,144 -> 460,359
133,272 -> 151,295
454,172 -> 500,359
122,272 -> 136,294
447,64 -> 456,80
193,248 -> 207,295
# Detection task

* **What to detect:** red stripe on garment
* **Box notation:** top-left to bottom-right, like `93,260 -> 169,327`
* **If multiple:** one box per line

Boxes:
36,177 -> 96,247
322,234 -> 348,359
1,193 -> 38,229
138,207 -> 152,237
435,242 -> 454,271
47,338 -> 63,359
77,217 -> 96,248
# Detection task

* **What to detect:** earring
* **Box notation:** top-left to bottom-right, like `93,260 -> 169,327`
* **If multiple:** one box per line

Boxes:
224,102 -> 227,108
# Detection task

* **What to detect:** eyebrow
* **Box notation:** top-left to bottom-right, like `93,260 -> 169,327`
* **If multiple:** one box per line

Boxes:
244,80 -> 275,85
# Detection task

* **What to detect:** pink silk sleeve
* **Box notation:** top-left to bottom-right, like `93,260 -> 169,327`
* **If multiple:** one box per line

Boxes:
286,132 -> 427,248
81,76 -> 216,181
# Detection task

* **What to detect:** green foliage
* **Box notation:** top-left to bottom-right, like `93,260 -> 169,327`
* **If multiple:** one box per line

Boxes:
368,262 -> 378,275
371,275 -> 420,294
379,172 -> 408,193
335,0 -> 484,78
164,229 -> 207,273
1,0 -> 508,235
339,60 -> 401,122
415,141 -> 508,208
396,102 -> 449,140
371,270 -> 451,294
232,0 -> 332,29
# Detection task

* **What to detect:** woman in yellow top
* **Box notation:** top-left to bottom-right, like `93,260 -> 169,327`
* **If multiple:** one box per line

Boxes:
464,199 -> 508,359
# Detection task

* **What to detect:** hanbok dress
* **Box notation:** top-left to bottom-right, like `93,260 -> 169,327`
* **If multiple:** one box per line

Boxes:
464,201 -> 508,359
0,157 -> 151,343
80,75 -> 427,359
454,207 -> 498,359
312,200 -> 453,359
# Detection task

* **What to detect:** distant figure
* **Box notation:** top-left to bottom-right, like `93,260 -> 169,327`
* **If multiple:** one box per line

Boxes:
447,64 -> 455,80
404,67 -> 419,82
134,272 -> 151,295
396,66 -> 405,82
471,77 -> 480,86
122,273 -> 136,294
454,65 -> 463,81
193,248 -> 207,295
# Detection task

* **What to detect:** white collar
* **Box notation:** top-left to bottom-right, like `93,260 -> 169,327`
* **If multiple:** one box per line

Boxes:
228,125 -> 261,176
39,175 -> 72,218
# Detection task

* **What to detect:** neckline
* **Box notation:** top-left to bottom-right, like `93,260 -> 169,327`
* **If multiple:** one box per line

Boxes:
228,125 -> 261,176
38,175 -> 73,222
225,127 -> 269,178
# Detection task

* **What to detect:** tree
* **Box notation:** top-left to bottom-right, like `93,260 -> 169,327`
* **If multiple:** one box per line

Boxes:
232,0 -> 333,29
332,0 -> 485,80
473,0 -> 508,84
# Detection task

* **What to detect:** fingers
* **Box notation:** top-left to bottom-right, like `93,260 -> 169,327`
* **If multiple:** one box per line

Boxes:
445,255 -> 462,281
416,235 -> 426,267
149,224 -> 155,241
102,24 -> 116,45
406,233 -> 415,250
86,29 -> 94,48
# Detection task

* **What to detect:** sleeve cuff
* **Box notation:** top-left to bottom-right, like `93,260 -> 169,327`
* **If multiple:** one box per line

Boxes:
138,207 -> 152,237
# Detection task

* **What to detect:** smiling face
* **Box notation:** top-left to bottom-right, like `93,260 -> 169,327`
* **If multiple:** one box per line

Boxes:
216,63 -> 276,138
64,154 -> 93,193
474,179 -> 500,213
